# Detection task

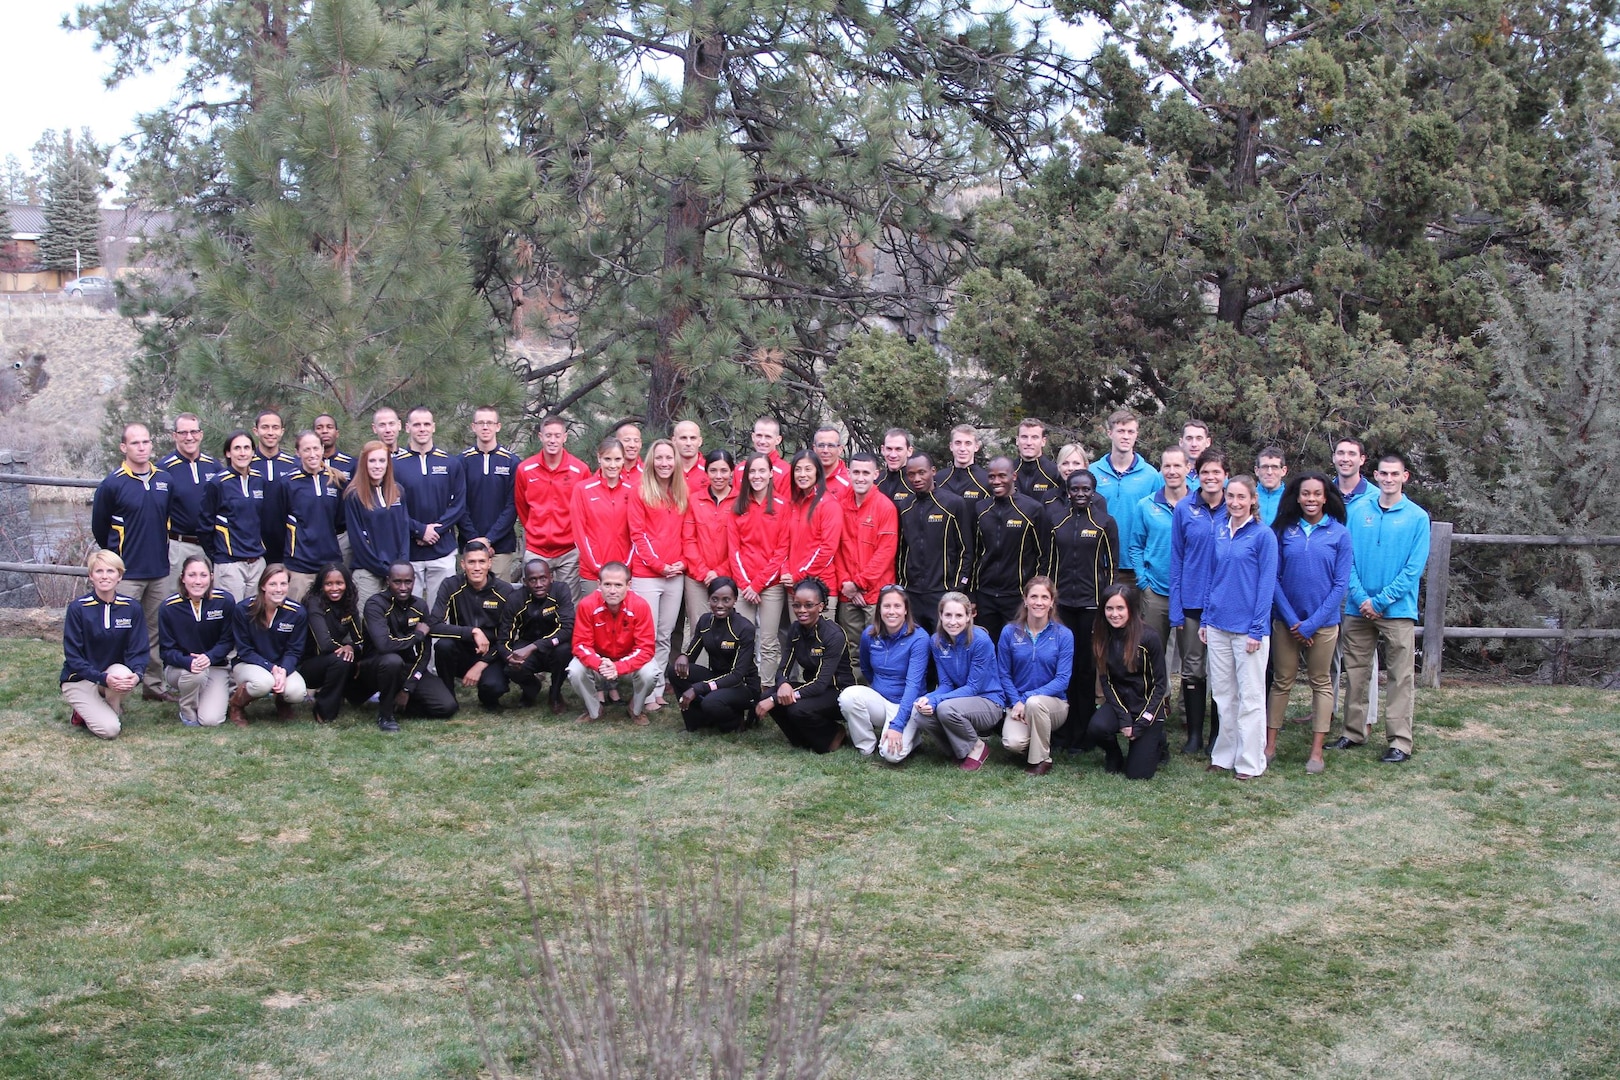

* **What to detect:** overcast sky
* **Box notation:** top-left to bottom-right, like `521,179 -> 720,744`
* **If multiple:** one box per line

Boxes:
0,2 -> 184,196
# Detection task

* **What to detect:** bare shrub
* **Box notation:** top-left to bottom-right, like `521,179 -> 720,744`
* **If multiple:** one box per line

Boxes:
468,851 -> 862,1080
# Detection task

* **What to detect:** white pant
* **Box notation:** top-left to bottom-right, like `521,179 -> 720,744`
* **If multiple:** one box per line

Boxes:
231,663 -> 309,702
566,658 -> 658,718
1207,627 -> 1269,776
838,685 -> 920,762
631,575 -> 685,695
412,553 -> 457,613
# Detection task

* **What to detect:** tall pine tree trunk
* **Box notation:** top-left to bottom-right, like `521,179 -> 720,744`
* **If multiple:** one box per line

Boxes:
1216,0 -> 1267,332
647,26 -> 723,432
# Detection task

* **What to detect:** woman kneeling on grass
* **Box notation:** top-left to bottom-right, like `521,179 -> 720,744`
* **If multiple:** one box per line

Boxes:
158,554 -> 234,727
60,549 -> 148,739
228,564 -> 309,726
838,585 -> 929,763
756,577 -> 854,753
1084,584 -> 1169,779
1201,475 -> 1279,780
667,576 -> 759,733
299,563 -> 367,724
911,591 -> 1005,771
996,575 -> 1074,776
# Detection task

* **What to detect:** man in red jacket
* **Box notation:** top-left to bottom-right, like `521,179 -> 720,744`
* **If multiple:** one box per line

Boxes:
567,562 -> 658,724
514,415 -> 590,593
836,452 -> 899,678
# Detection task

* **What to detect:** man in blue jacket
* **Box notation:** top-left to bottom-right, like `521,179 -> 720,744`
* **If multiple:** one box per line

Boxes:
1090,410 -> 1163,585
460,406 -> 522,581
394,406 -> 467,617
92,422 -> 173,699
1330,452 -> 1431,762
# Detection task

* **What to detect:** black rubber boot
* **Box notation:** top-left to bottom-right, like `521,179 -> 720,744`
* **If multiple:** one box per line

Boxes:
1207,698 -> 1220,756
1181,681 -> 1206,755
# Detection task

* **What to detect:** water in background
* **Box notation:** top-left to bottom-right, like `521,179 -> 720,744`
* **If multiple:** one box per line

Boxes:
31,498 -> 91,562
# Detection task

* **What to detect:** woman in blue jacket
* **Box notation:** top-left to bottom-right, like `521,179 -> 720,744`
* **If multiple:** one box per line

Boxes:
912,591 -> 1005,771
344,440 -> 412,611
996,575 -> 1074,775
158,553 -> 235,727
60,549 -> 148,740
228,564 -> 309,725
1201,476 -> 1279,779
1170,447 -> 1228,754
1267,473 -> 1352,773
839,585 -> 929,762
202,430 -> 267,608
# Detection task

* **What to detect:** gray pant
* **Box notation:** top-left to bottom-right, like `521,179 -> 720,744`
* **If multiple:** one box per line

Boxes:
165,665 -> 229,726
215,558 -> 265,611
121,576 -> 169,692
836,598 -> 872,680
916,695 -> 1003,760
1177,609 -> 1208,682
566,658 -> 657,718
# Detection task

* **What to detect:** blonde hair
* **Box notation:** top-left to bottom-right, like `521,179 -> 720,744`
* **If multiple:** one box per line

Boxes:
1056,443 -> 1089,473
86,549 -> 125,574
638,438 -> 689,513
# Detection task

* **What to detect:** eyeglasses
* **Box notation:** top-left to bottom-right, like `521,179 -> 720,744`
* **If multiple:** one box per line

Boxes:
790,600 -> 822,611
174,428 -> 201,436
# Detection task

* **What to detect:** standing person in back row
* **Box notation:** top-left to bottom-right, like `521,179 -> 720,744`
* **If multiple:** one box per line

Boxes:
514,415 -> 590,597
896,452 -> 973,634
1045,468 -> 1118,746
878,428 -> 912,500
1330,452 -> 1431,764
1170,448 -> 1230,755
812,426 -> 853,503
1128,446 -> 1191,664
93,422 -> 174,699
971,455 -> 1045,646
252,410 -> 298,563
938,424 -> 992,519
160,412 -> 216,605
1090,410 -> 1163,586
836,453 -> 899,676
1014,417 -> 1065,510
1254,446 -> 1288,525
395,406 -> 467,611
460,406 -> 522,582
1331,436 -> 1371,505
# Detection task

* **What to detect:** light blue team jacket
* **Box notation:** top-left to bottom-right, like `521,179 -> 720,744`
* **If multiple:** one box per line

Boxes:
1128,488 -> 1182,597
1344,494 -> 1431,621
1090,453 -> 1163,572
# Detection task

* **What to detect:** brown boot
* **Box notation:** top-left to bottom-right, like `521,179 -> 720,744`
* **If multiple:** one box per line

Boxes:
228,685 -> 252,727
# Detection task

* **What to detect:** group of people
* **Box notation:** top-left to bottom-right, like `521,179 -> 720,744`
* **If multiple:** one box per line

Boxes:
64,405 -> 1430,781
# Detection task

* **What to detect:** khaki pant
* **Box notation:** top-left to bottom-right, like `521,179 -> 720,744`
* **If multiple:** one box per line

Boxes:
631,575 -> 685,696
215,558 -> 266,610
1001,695 -> 1069,765
566,658 -> 658,718
352,568 -> 387,612
285,571 -> 318,606
412,553 -> 457,616
61,666 -> 134,739
231,663 -> 309,703
121,577 -> 168,692
736,584 -> 787,683
165,665 -> 230,726
521,547 -> 580,597
836,598 -> 872,680
1268,621 -> 1339,734
681,576 -> 712,652
164,538 -> 208,601
1339,615 -> 1416,753
489,551 -> 520,584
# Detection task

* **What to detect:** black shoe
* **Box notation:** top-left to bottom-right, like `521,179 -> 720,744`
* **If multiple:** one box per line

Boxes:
1327,736 -> 1362,750
518,687 -> 539,708
1380,747 -> 1411,763
377,718 -> 400,732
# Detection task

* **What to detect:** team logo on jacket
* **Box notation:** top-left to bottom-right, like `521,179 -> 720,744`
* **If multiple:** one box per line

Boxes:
431,465 -> 448,475
1006,520 -> 1024,528
276,620 -> 298,632
114,617 -> 134,629
495,466 -> 511,476
927,513 -> 944,523
205,609 -> 224,620
483,599 -> 501,609
251,490 -> 264,499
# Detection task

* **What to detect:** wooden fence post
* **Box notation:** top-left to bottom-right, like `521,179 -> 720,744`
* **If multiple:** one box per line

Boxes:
1421,521 -> 1453,689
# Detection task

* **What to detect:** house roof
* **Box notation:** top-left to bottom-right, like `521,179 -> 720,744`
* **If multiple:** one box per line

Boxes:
4,202 -> 175,242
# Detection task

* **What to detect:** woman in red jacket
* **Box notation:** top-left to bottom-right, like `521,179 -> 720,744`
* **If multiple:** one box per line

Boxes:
570,436 -> 632,586
781,450 -> 843,617
728,452 -> 788,679
628,438 -> 689,710
682,448 -> 735,638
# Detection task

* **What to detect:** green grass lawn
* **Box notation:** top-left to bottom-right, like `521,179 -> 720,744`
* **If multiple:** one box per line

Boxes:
2,634 -> 1617,1079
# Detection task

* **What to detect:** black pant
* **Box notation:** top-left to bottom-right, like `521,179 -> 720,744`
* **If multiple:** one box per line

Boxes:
668,662 -> 758,732
435,639 -> 511,708
1054,605 -> 1097,748
974,592 -> 1022,651
506,641 -> 569,703
906,590 -> 943,635
372,652 -> 460,721
771,689 -> 844,752
1087,700 -> 1165,780
299,651 -> 355,721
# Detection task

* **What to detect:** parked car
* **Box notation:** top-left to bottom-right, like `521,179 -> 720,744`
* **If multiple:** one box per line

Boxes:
61,276 -> 114,298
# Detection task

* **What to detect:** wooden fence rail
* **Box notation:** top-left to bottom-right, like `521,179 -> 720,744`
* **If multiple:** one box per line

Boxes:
1420,523 -> 1620,687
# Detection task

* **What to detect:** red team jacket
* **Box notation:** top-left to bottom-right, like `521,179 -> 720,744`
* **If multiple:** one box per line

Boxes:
570,477 -> 632,582
837,490 -> 899,604
514,450 -> 590,558
683,489 -> 736,583
628,490 -> 686,578
728,496 -> 788,593
571,589 -> 656,673
784,495 -> 843,584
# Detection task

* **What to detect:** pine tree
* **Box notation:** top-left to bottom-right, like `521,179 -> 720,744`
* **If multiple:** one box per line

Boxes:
36,132 -> 106,273
183,0 -> 523,428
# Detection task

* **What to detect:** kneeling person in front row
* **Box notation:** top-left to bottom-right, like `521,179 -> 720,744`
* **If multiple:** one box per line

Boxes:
60,550 -> 149,739
756,577 -> 855,753
505,558 -> 575,711
432,541 -> 517,710
1083,585 -> 1169,779
362,561 -> 460,731
668,576 -> 759,732
228,563 -> 309,725
568,561 -> 658,724
159,554 -> 234,727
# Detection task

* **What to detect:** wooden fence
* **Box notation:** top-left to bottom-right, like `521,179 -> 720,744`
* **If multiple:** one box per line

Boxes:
1420,523 -> 1620,687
